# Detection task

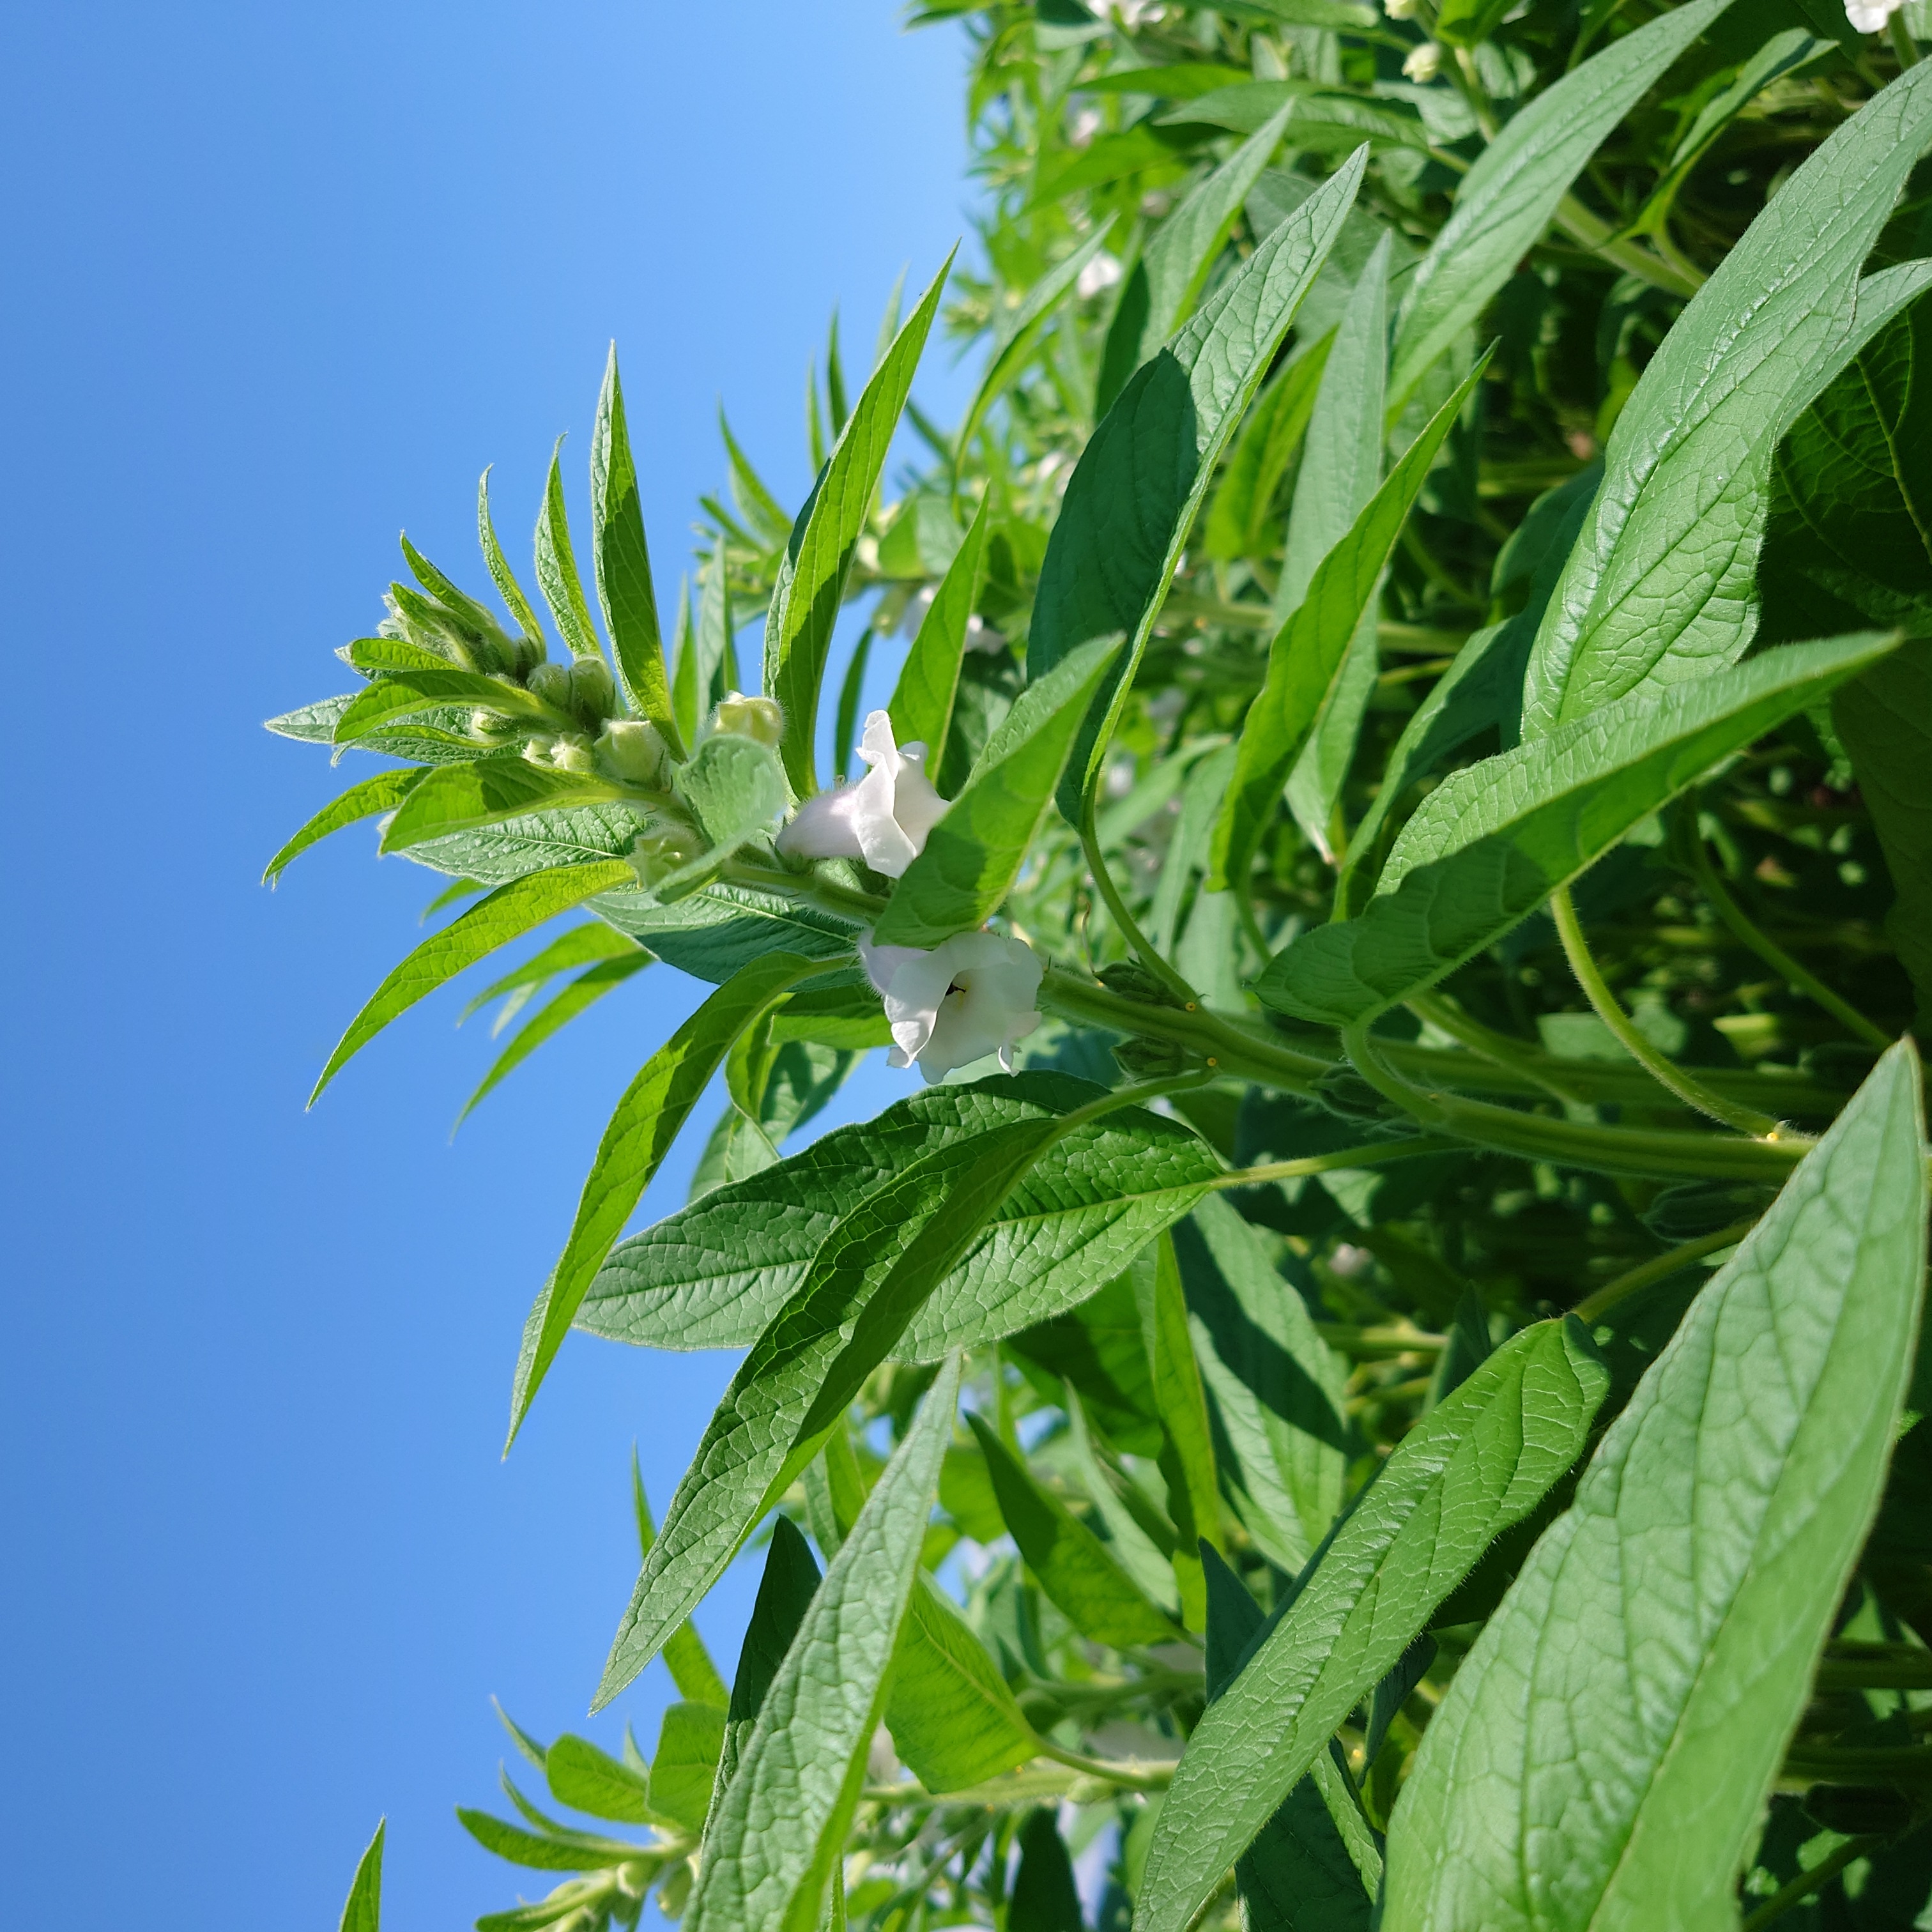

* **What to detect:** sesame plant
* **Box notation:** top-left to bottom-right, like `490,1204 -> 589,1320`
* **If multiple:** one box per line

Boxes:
295,1 -> 1932,1928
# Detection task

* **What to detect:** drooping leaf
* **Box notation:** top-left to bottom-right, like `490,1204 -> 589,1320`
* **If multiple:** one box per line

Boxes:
682,1356 -> 963,1932
1386,0 -> 1736,414
534,437 -> 603,661
1029,146 -> 1368,820
1380,1043 -> 1928,1932
309,860 -> 638,1103
647,1701 -> 727,1836
966,1410 -> 1183,1648
505,949 -> 824,1446
337,1819 -> 385,1932
1135,1317 -> 1609,1932
887,493 -> 992,765
455,956 -> 650,1124
576,1074 -> 1221,1359
871,634 -> 1123,946
379,755 -> 624,854
1260,631 -> 1897,1027
591,346 -> 682,752
546,1734 -> 658,1827
1521,63 -> 1932,736
456,1810 -> 640,1873
263,768 -> 426,883
461,921 -> 639,1023
766,253 -> 954,795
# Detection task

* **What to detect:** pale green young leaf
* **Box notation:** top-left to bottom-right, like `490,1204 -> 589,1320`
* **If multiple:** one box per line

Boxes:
886,1575 -> 1041,1793
401,533 -> 505,645
479,466 -> 547,650
379,756 -> 624,854
696,551 -> 735,729
592,346 -> 683,754
1380,1043 -> 1928,1932
545,1735 -> 659,1827
1176,1195 -> 1349,1574
1387,0 -> 1736,415
1212,353 -> 1490,893
683,1356 -> 963,1932
647,1701 -> 727,1836
675,733 -> 786,856
332,669 -> 547,744
1030,146 -> 1368,820
1135,1317 -> 1609,1932
534,436 -> 604,661
719,408 -> 792,543
338,1819 -> 385,1932
263,768 -> 425,883
576,1075 -> 1221,1359
766,252 -> 954,795
871,634 -> 1123,946
669,578 -> 698,749
887,493 -> 992,763
456,1810 -> 639,1873
505,949 -> 824,1446
595,1124 -> 1060,1707
342,634 -> 460,675
1259,631 -> 1897,1027
309,860 -> 637,1103
966,1411 -> 1183,1649
1521,65 -> 1932,736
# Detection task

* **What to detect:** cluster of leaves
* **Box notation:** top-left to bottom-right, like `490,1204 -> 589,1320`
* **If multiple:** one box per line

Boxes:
295,1 -> 1932,1928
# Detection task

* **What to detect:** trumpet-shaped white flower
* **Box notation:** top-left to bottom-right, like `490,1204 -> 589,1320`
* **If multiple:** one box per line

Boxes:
774,710 -> 949,878
1846,0 -> 1902,29
861,930 -> 1043,1082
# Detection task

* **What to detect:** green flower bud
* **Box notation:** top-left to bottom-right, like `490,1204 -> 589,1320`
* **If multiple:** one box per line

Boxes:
1096,959 -> 1187,1008
551,732 -> 595,774
526,661 -> 572,710
470,708 -> 519,740
568,656 -> 617,723
508,631 -> 548,678
712,691 -> 784,747
521,733 -> 558,765
1112,1034 -> 1193,1077
597,719 -> 669,785
629,824 -> 705,888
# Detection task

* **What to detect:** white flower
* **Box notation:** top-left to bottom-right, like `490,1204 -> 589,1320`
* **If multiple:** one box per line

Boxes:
774,709 -> 949,878
861,930 -> 1044,1082
1383,0 -> 1416,17
1403,40 -> 1443,82
1077,250 -> 1124,300
1846,0 -> 1902,29
1069,107 -> 1103,148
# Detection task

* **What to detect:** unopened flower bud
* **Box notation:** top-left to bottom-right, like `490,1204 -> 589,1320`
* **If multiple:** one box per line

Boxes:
521,734 -> 558,765
509,631 -> 548,677
568,656 -> 616,722
470,708 -> 519,740
597,719 -> 670,786
712,692 -> 784,748
1846,0 -> 1903,29
629,825 -> 705,887
551,732 -> 595,774
526,662 -> 571,710
1383,0 -> 1416,15
1403,40 -> 1442,81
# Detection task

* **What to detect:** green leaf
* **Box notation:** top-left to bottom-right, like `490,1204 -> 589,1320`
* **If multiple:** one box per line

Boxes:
966,1410 -> 1183,1649
1009,1811 -> 1083,1932
765,252 -> 954,795
379,756 -> 623,854
337,1819 -> 384,1932
1203,331 -> 1333,564
1029,146 -> 1368,821
885,1574 -> 1041,1793
1073,62 -> 1253,98
266,693 -> 482,765
595,1125 -> 1062,1707
1257,631 -> 1897,1027
683,1356 -> 963,1932
1212,353 -> 1491,894
1135,1317 -> 1609,1932
673,733 -> 786,855
1836,645 -> 1932,1023
479,466 -> 548,650
309,860 -> 638,1103
1521,66 -> 1932,737
505,949 -> 823,1446
576,1074 -> 1222,1359
1096,102 -> 1298,416
546,1734 -> 658,1827
632,1460 -> 733,1710
457,955 -> 650,1128
689,552 -> 734,742
1380,1043 -> 1929,1932
342,634 -> 459,675
1387,0 -> 1736,415
1176,1196 -> 1349,1574
1432,0 -> 1512,45
1137,1234 -> 1222,1629
871,634 -> 1124,946
456,1810 -> 640,1873
887,493 -> 992,763
592,346 -> 682,753
263,768 -> 425,883
646,1701 -> 726,1836
332,669 -> 546,744
954,221 -> 1119,466
461,922 -> 640,1024
534,436 -> 603,661
1202,1547 -> 1375,1932
1165,83 -> 1428,152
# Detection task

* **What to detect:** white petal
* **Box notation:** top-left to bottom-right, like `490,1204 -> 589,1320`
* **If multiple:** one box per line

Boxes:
775,785 -> 865,861
857,934 -> 928,999
850,758 -> 921,876
889,745 -> 950,849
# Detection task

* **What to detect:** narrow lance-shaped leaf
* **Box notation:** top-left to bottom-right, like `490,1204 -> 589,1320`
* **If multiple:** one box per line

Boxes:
1380,1042 -> 1929,1932
871,633 -> 1123,947
1204,330 -> 1335,565
683,1355 -> 963,1932
1030,146 -> 1368,822
342,634 -> 463,675
766,251 -> 955,795
1386,0 -> 1736,415
535,436 -> 604,661
967,1411 -> 1183,1648
545,1735 -> 659,1827
592,346 -> 684,755
456,1809 -> 641,1873
887,491 -> 992,763
263,768 -> 425,883
331,668 -> 548,744
505,951 -> 825,1446
1137,1234 -> 1222,1630
1135,1317 -> 1609,1932
632,1460 -> 732,1712
1259,630 -> 1897,1028
379,756 -> 625,855
1212,351 -> 1491,893
309,860 -> 637,1104
479,466 -> 547,650
337,1820 -> 385,1932
1009,1812 -> 1084,1932
1521,65 -> 1932,737
595,1121 -> 1064,1707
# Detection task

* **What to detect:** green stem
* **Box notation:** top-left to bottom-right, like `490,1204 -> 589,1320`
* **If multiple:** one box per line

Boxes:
1571,1220 -> 1757,1324
1032,1738 -> 1176,1793
1817,1643 -> 1932,1691
1679,813 -> 1894,1052
1740,1835 -> 1887,1932
1552,884 -> 1786,1138
1208,1137 -> 1461,1190
1317,1321 -> 1447,1356
1892,11 -> 1922,68
1080,792 -> 1203,1009
1406,990 -> 1588,1107
1554,194 -> 1703,296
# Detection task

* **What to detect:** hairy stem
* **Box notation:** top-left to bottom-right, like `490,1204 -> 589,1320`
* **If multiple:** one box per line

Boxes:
1740,1836 -> 1887,1932
1571,1220 -> 1758,1324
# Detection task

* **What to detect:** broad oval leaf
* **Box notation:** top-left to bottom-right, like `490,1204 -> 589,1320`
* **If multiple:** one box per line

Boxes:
1135,1317 -> 1609,1932
683,1356 -> 962,1932
1380,1041 -> 1928,1932
1257,631 -> 1897,1027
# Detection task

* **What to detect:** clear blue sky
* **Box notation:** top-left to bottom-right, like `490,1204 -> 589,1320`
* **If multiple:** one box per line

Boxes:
0,6 -> 973,1926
